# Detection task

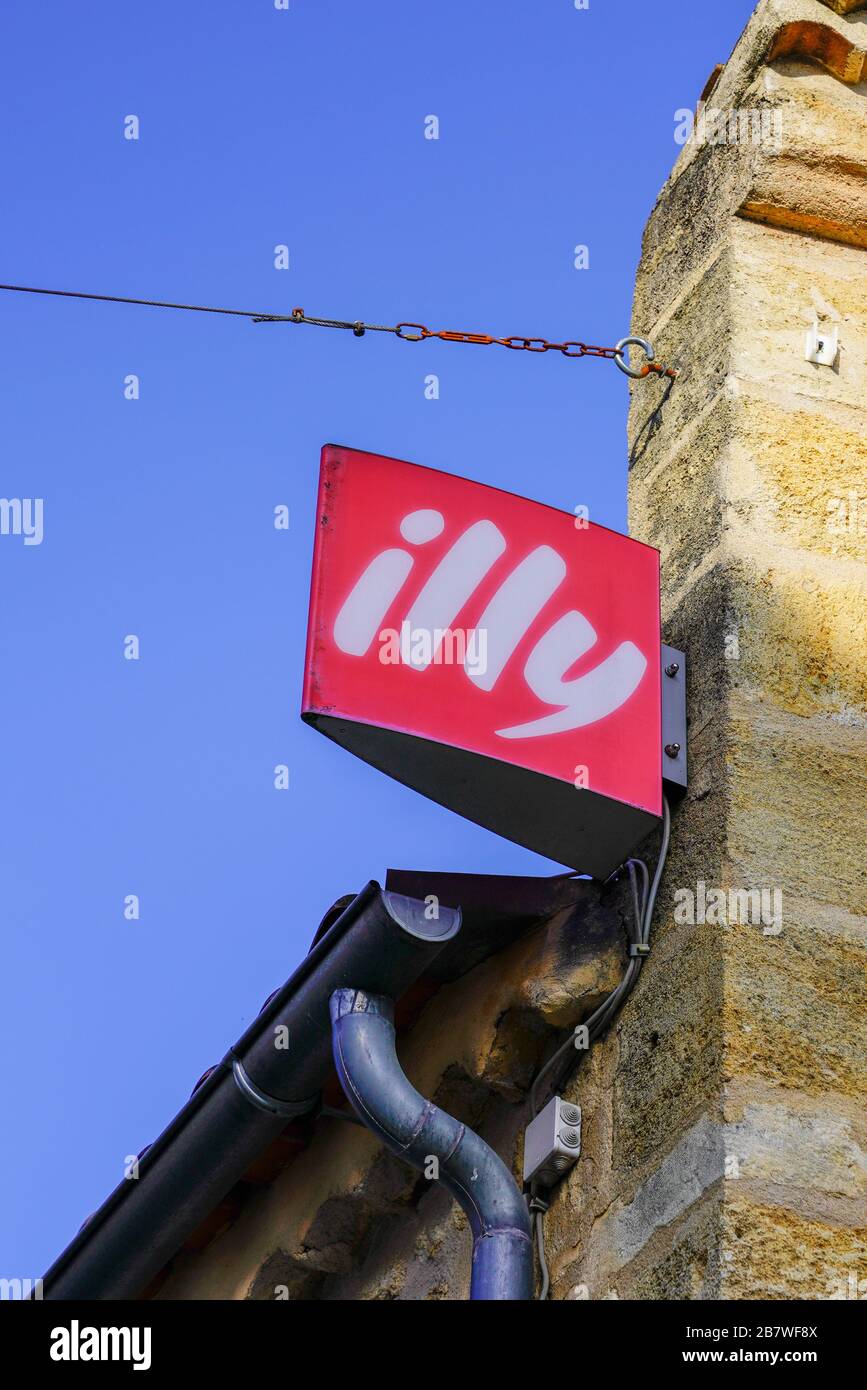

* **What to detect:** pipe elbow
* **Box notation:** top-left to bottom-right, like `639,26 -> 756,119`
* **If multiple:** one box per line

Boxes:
330,988 -> 532,1300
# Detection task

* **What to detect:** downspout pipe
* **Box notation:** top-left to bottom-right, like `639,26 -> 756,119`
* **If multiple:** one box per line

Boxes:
330,988 -> 533,1300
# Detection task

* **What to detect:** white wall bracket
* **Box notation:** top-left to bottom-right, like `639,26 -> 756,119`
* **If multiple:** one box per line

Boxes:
805,322 -> 838,367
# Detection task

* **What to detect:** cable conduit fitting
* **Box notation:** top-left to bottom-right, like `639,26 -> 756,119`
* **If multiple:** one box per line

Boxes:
330,987 -> 533,1301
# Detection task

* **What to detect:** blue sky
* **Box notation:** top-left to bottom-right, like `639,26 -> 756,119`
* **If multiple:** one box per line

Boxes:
0,1 -> 756,1284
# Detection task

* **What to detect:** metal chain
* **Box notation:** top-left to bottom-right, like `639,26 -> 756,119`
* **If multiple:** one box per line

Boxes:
0,283 -> 677,380
283,306 -> 677,379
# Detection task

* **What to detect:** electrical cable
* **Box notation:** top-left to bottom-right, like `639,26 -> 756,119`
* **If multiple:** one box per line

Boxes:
640,795 -> 671,947
527,796 -> 671,1298
536,1195 -> 547,1301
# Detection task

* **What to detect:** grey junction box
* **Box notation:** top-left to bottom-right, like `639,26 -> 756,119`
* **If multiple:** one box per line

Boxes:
522,1095 -> 582,1188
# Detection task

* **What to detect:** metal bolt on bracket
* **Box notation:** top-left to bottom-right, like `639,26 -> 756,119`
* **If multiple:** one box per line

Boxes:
805,322 -> 838,367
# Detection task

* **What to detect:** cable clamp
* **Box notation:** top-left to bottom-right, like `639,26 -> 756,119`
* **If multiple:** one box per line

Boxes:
628,942 -> 651,958
231,1057 -> 317,1119
527,1194 -> 550,1215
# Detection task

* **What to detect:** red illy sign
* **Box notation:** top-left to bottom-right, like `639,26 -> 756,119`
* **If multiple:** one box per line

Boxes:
302,445 -> 662,876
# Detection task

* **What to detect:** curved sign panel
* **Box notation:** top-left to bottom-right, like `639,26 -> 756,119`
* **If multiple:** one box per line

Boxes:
302,445 -> 662,876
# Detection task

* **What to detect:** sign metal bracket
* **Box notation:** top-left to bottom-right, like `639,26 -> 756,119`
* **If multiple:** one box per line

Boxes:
661,644 -> 687,795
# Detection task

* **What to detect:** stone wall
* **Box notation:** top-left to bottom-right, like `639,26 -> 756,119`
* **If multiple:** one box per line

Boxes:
156,0 -> 866,1300
601,0 -> 866,1300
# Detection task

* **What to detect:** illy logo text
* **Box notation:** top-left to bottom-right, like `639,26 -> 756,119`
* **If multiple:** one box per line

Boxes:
333,508 -> 648,738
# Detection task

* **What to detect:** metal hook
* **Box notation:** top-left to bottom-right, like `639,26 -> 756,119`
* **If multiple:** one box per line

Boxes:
614,335 -> 658,379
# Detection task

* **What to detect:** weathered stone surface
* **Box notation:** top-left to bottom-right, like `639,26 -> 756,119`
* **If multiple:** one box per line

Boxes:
619,0 -> 867,1305
619,1194 -> 726,1301
723,900 -> 867,1099
818,2 -> 867,17
246,1251 -> 321,1302
724,1084 -> 867,1216
596,1117 -> 726,1271
720,1198 -> 867,1299
727,703 -> 867,902
613,924 -> 724,1177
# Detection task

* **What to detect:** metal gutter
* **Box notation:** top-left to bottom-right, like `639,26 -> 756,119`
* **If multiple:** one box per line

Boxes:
41,883 -> 460,1300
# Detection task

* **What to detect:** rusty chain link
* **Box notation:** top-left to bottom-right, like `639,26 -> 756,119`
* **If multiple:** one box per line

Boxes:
0,284 -> 677,381
281,307 -> 677,379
